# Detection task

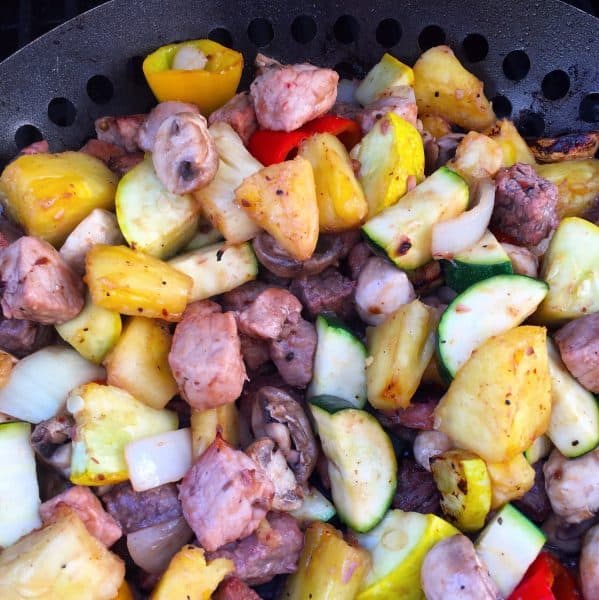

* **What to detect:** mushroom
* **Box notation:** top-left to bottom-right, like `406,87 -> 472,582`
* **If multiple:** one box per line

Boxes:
31,414 -> 74,478
251,386 -> 318,483
542,513 -> 599,556
152,112 -> 219,194
136,101 -> 200,152
246,438 -> 304,511
252,231 -> 359,279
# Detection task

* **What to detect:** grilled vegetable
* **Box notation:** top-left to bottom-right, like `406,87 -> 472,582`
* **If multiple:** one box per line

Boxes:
190,403 -> 240,458
356,510 -> 459,600
0,346 -> 104,424
430,449 -> 492,532
355,53 -> 414,105
116,157 -> 199,259
104,316 -> 177,410
484,119 -> 536,167
194,122 -> 262,243
56,294 -> 122,364
363,166 -> 468,269
486,453 -> 535,508
281,522 -> 370,600
524,435 -> 553,464
310,403 -> 397,532
184,218 -> 223,251
68,382 -> 177,485
235,156 -> 319,261
437,274 -> 548,379
446,131 -> 503,185
536,159 -> 599,219
298,133 -> 368,232
420,113 -> 452,138
0,509 -> 125,600
366,300 -> 437,410
413,45 -> 495,132
0,422 -> 41,547
529,131 -> 599,163
86,245 -> 192,322
356,113 -> 424,217
0,151 -> 117,246
169,241 -> 257,302
475,504 -> 546,597
289,487 -> 336,523
535,217 -> 599,324
151,545 -> 233,600
434,326 -> 552,463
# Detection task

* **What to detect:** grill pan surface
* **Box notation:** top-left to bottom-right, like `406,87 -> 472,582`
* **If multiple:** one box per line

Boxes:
0,0 -> 598,168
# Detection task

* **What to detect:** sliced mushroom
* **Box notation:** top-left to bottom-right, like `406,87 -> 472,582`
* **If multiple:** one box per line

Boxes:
542,513 -> 599,556
252,231 -> 359,279
136,101 -> 200,152
246,438 -> 303,511
529,131 -> 599,163
31,414 -> 74,478
152,112 -> 219,194
251,386 -> 318,483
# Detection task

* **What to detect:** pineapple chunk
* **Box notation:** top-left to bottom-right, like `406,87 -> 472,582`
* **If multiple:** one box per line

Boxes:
485,119 -> 536,167
191,403 -> 240,458
86,245 -> 192,322
446,132 -> 503,185
67,383 -> 177,485
0,152 -> 117,246
420,113 -> 452,139
0,509 -> 124,600
104,317 -> 178,410
151,545 -> 233,600
235,156 -> 319,261
366,300 -> 437,410
487,454 -> 535,509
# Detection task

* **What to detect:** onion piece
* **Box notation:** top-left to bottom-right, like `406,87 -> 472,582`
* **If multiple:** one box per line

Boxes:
431,178 -> 495,259
125,428 -> 192,492
127,516 -> 192,574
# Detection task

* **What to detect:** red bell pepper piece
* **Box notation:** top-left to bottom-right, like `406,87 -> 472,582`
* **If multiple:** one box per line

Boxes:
545,553 -> 583,600
300,115 -> 362,151
247,129 -> 310,166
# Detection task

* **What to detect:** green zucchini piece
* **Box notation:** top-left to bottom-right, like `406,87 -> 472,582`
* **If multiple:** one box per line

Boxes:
289,487 -> 336,523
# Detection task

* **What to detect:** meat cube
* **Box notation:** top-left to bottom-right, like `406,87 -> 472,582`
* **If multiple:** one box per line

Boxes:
554,312 -> 599,393
346,241 -> 373,280
240,334 -> 271,371
107,152 -> 144,176
357,85 -> 418,133
250,61 -> 338,132
221,281 -> 269,313
179,436 -> 274,551
80,139 -> 126,163
168,300 -> 247,411
40,486 -> 122,547
101,482 -> 182,534
289,269 -> 355,320
0,317 -> 54,357
95,114 -> 145,153
214,577 -> 261,600
0,236 -> 84,324
269,318 -> 316,388
238,288 -> 302,340
393,457 -> 440,514
136,101 -> 199,152
491,162 -> 559,246
581,525 -> 599,600
208,92 -> 258,145
207,512 -> 303,585
513,460 -> 552,523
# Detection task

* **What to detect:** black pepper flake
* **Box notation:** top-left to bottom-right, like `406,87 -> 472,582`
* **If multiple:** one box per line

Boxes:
498,517 -> 503,525
505,399 -> 511,405
276,189 -> 284,196
434,91 -> 440,97
572,440 -> 579,446
216,249 -> 224,262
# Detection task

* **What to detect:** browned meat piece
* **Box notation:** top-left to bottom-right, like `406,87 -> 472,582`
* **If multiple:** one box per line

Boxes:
357,86 -> 418,133
168,300 -> 247,411
379,403 -> 437,431
513,460 -> 552,523
583,195 -> 599,225
0,236 -> 84,324
0,317 -> 54,357
214,577 -> 261,600
179,436 -> 274,552
555,313 -> 599,393
421,535 -> 501,600
221,281 -> 270,313
207,512 -> 303,585
250,60 -> 338,131
31,414 -> 74,476
107,152 -> 144,176
40,486 -> 122,546
95,114 -> 145,153
19,140 -> 49,155
240,334 -> 271,371
543,513 -> 599,556
251,386 -> 318,483
238,288 -> 302,340
101,482 -> 182,534
423,132 -> 465,176
408,261 -> 443,296
491,162 -> 559,246
152,112 -> 218,194
80,139 -> 125,163
136,101 -> 199,152
581,525 -> 599,600
208,92 -> 258,145
289,269 -> 355,320
315,450 -> 331,489
529,131 -> 599,163
393,456 -> 441,514
269,318 -> 316,388
346,241 -> 373,280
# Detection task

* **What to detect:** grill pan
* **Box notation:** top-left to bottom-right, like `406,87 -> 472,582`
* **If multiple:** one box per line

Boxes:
0,0 -> 598,170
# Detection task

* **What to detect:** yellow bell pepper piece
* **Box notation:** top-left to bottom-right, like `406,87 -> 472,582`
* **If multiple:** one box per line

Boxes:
143,39 -> 243,115
355,53 -> 414,106
113,581 -> 134,600
430,449 -> 492,532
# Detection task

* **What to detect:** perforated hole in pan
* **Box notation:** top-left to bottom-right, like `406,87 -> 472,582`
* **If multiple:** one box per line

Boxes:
1,0 -> 598,165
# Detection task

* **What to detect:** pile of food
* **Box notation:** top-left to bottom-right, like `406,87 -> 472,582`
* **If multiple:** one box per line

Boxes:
0,36 -> 598,600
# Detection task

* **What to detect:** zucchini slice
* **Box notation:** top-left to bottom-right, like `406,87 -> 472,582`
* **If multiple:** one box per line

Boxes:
362,166 -> 469,270
441,230 -> 513,293
307,314 -> 367,409
437,274 -> 548,379
524,435 -> 553,464
310,403 -> 397,532
289,487 -> 336,523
